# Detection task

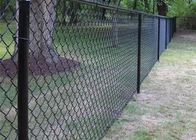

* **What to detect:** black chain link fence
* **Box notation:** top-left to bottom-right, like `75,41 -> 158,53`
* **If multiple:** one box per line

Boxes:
0,0 -> 175,139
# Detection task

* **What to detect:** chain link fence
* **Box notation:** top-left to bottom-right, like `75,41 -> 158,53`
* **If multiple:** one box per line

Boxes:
0,0 -> 175,139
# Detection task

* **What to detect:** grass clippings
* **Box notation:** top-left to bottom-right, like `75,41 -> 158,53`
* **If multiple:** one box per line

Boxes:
103,30 -> 196,140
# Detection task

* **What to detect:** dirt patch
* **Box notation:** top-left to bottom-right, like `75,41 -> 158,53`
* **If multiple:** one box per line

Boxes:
135,92 -> 157,101
173,30 -> 196,42
0,56 -> 80,77
181,135 -> 196,140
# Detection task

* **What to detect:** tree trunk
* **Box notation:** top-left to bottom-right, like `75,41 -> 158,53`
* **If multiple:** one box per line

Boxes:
144,0 -> 150,12
69,3 -> 80,24
133,0 -> 137,10
62,0 -> 67,25
29,0 -> 59,63
153,0 -> 155,14
102,0 -> 111,20
14,0 -> 60,63
157,0 -> 167,16
112,0 -> 119,47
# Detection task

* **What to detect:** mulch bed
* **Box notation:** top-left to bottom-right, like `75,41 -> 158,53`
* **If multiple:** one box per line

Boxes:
0,57 -> 81,77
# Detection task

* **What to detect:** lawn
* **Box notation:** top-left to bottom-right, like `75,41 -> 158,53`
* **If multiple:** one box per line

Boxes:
103,30 -> 196,140
0,21 -> 139,139
1,19 -> 178,139
0,21 -> 15,60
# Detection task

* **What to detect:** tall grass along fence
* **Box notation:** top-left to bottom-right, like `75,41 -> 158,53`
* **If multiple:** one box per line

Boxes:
0,0 -> 175,139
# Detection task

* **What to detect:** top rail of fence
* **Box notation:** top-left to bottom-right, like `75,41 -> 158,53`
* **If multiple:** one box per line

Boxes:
68,0 -> 171,18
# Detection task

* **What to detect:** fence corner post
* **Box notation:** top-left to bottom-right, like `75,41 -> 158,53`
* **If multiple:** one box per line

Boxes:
137,14 -> 142,94
18,0 -> 30,140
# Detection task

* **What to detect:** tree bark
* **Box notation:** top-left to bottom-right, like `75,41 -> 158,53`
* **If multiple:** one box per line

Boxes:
157,0 -> 167,16
29,0 -> 59,63
133,0 -> 137,10
112,0 -> 119,47
102,0 -> 111,20
62,0 -> 67,25
69,3 -> 80,24
144,0 -> 150,12
14,0 -> 60,63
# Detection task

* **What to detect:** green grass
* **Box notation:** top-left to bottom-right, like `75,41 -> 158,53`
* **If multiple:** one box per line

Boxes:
0,21 -> 138,139
103,32 -> 196,140
0,21 -> 15,60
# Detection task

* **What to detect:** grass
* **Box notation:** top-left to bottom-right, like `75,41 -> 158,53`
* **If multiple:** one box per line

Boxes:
0,21 -> 15,60
103,31 -> 196,140
3,19 -> 194,139
0,21 -> 139,139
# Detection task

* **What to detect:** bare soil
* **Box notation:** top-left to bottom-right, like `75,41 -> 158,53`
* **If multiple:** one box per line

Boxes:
0,56 -> 80,77
174,30 -> 196,42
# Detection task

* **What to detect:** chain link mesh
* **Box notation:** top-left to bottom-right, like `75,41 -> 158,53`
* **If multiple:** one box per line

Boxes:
140,15 -> 158,83
159,18 -> 166,56
0,0 -> 18,139
0,0 -> 175,139
166,19 -> 172,46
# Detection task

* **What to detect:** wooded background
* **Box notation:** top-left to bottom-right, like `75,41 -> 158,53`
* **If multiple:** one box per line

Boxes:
1,0 -> 196,29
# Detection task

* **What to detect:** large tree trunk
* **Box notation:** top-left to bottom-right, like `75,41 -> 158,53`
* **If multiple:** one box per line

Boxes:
157,0 -> 167,16
29,0 -> 59,63
14,0 -> 59,63
1,0 -> 80,76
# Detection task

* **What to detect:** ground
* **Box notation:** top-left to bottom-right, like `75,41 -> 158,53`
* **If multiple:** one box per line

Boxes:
0,56 -> 80,77
103,30 -> 196,140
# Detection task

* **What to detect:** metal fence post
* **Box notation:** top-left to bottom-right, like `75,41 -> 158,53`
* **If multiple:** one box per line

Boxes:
137,14 -> 142,94
165,18 -> 168,49
18,0 -> 30,140
157,17 -> 160,61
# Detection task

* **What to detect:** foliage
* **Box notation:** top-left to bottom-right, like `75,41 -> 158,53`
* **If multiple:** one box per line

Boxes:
167,0 -> 196,29
168,0 -> 196,17
0,0 -> 15,20
120,0 -> 151,12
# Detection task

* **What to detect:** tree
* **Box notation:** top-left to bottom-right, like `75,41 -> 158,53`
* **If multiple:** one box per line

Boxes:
69,2 -> 81,24
14,0 -> 61,63
133,0 -> 137,9
29,0 -> 60,63
112,0 -> 119,47
102,0 -> 111,20
62,0 -> 67,25
157,0 -> 167,16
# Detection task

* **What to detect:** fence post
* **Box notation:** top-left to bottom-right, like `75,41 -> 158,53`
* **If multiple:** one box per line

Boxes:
165,18 -> 168,49
18,0 -> 30,140
157,17 -> 160,61
137,14 -> 142,94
